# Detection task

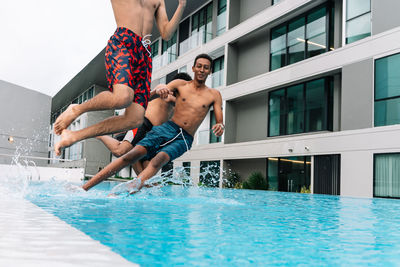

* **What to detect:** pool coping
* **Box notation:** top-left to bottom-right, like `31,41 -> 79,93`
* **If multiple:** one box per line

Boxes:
0,195 -> 139,267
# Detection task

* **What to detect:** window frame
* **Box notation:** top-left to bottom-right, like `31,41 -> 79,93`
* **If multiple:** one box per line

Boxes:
269,2 -> 333,71
267,77 -> 333,137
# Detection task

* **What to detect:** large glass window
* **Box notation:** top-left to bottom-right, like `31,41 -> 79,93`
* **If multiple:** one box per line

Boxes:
217,0 -> 227,36
192,3 -> 213,45
375,53 -> 400,127
209,110 -> 221,144
150,40 -> 159,58
212,56 -> 224,88
200,160 -> 220,187
346,0 -> 371,44
374,154 -> 400,198
162,31 -> 177,65
268,78 -> 333,137
267,156 -> 311,192
270,4 -> 333,71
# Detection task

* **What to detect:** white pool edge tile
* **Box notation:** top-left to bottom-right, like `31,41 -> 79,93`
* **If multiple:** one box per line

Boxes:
0,196 -> 139,267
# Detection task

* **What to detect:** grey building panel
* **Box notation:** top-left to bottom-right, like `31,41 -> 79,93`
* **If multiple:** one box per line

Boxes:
0,80 -> 51,166
238,0 -> 271,24
372,0 -> 400,36
341,59 -> 374,130
233,93 -> 268,143
236,29 -> 269,83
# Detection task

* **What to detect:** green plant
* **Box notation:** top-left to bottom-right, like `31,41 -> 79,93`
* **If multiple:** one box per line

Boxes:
224,171 -> 241,188
300,186 -> 311,193
242,172 -> 268,190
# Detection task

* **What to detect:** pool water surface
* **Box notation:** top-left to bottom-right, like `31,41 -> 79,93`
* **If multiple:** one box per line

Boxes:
25,182 -> 400,266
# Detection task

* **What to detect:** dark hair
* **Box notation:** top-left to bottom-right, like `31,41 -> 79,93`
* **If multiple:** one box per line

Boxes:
172,72 -> 192,81
193,53 -> 213,68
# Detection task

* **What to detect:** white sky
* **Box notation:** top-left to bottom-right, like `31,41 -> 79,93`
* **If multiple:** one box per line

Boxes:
0,0 -> 116,97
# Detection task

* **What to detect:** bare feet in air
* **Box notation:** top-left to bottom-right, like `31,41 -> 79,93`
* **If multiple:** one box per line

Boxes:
54,104 -> 79,135
54,129 -> 76,156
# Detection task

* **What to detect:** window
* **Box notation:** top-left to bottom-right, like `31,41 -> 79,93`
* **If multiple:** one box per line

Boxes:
270,4 -> 334,71
209,110 -> 221,144
200,160 -> 220,187
374,153 -> 400,198
267,156 -> 311,192
375,53 -> 400,127
272,0 -> 281,4
212,56 -> 224,88
161,161 -> 174,179
183,162 -> 191,177
268,78 -> 333,137
346,0 -> 371,44
162,31 -> 177,64
150,40 -> 159,58
217,0 -> 227,36
192,3 -> 213,45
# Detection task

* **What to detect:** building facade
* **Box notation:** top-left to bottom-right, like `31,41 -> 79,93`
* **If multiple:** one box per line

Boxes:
0,80 -> 51,166
51,0 -> 400,198
151,0 -> 400,199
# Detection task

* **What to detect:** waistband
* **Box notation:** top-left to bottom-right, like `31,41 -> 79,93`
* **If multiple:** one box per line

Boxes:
114,27 -> 143,40
167,121 -> 193,140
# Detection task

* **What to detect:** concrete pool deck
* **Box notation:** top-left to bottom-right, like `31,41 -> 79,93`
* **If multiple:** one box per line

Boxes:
0,195 -> 138,267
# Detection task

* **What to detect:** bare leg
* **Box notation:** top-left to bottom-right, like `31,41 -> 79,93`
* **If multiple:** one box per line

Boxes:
82,145 -> 147,191
54,84 -> 134,135
97,136 -> 133,157
55,101 -> 144,156
134,152 -> 170,193
132,161 -> 144,176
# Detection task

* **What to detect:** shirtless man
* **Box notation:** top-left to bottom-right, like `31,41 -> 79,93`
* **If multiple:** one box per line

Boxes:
96,72 -> 192,175
53,0 -> 186,156
82,54 -> 225,193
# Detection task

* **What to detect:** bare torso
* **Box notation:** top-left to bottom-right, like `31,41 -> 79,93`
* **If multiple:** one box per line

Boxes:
145,97 -> 174,126
171,81 -> 218,136
110,0 -> 161,37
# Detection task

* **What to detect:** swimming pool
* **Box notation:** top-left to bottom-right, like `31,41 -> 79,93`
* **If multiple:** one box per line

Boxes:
23,181 -> 400,266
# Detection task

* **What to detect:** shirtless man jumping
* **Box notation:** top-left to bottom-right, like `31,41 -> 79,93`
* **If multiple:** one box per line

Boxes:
82,54 -> 225,193
53,0 -> 186,156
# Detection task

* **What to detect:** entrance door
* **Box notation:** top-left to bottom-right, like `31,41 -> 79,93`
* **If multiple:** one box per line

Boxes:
268,156 -> 311,192
314,154 -> 340,195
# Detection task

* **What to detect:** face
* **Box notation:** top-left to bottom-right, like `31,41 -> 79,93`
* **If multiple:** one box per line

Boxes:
192,58 -> 212,83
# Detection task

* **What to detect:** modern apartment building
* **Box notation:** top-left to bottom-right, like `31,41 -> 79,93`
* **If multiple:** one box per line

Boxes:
0,80 -> 51,166
51,0 -> 400,198
151,0 -> 400,199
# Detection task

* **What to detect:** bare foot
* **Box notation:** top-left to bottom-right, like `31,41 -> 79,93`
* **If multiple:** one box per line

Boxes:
54,129 -> 76,156
54,104 -> 79,135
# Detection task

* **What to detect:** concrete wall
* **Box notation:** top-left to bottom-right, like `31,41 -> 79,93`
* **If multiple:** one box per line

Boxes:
372,0 -> 400,36
236,29 -> 270,82
238,0 -> 271,24
0,81 -> 51,166
341,59 -> 374,130
234,94 -> 268,143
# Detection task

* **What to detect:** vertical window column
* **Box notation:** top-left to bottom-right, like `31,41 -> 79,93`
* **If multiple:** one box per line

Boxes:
375,53 -> 400,127
346,0 -> 371,44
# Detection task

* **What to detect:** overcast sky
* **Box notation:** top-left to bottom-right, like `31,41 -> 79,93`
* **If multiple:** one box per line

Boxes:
0,0 -> 116,97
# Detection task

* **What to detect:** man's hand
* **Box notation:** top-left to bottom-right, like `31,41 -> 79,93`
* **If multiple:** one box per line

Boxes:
212,123 -> 224,137
163,94 -> 176,103
155,84 -> 172,99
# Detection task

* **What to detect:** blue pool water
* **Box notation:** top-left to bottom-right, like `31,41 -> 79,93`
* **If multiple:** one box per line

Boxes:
25,182 -> 400,266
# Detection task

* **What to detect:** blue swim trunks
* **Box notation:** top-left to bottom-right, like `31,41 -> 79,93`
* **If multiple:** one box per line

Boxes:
136,121 -> 193,161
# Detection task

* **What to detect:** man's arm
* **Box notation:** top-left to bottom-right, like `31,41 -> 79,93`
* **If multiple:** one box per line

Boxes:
211,90 -> 224,137
155,0 -> 186,40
